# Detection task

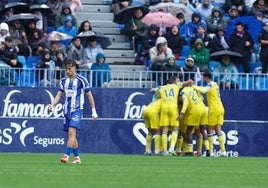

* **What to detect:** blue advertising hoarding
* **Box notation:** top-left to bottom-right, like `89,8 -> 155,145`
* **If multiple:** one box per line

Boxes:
0,86 -> 268,156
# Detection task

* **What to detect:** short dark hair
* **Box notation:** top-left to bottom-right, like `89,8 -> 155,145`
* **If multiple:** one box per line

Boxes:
5,36 -> 12,42
203,71 -> 212,79
64,58 -> 76,67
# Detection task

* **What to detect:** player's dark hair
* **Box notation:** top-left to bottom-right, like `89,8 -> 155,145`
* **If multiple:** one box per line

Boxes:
203,71 -> 212,79
64,58 -> 76,67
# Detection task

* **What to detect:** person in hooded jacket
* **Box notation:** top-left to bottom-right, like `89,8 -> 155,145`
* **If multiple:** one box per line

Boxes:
149,36 -> 173,84
206,7 -> 227,35
210,25 -> 230,54
25,19 -> 45,55
137,24 -> 160,67
55,2 -> 77,29
190,24 -> 212,51
91,52 -> 111,87
56,15 -> 78,48
180,57 -> 201,83
160,54 -> 181,85
0,22 -> 10,43
213,54 -> 239,89
190,38 -> 210,72
186,12 -> 207,40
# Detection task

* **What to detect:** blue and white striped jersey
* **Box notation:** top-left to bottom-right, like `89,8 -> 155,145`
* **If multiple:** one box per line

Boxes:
59,74 -> 91,114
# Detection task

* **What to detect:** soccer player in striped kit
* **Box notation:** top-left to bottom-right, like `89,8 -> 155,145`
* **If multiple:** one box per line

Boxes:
48,58 -> 98,164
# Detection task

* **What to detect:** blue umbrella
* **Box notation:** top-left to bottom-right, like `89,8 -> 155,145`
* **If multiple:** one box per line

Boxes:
225,16 -> 263,44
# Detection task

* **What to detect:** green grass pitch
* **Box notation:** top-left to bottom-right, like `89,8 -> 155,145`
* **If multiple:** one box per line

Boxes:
0,153 -> 267,188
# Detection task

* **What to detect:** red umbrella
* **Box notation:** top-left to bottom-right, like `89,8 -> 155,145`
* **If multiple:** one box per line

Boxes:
141,12 -> 180,28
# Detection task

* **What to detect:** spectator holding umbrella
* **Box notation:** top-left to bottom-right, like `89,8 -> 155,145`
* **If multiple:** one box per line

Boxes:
213,54 -> 239,90
9,20 -> 32,59
122,7 -> 148,53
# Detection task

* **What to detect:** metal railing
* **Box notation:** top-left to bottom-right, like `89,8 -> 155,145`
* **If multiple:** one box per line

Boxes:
0,67 -> 268,90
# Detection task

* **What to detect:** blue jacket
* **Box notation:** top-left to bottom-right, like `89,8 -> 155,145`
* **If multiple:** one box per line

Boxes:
91,53 -> 111,87
56,16 -> 77,48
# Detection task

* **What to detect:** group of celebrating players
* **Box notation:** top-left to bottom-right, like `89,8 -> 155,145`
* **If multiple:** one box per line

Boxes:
143,71 -> 227,157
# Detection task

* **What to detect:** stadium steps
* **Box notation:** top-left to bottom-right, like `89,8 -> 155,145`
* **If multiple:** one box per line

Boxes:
77,0 -> 137,65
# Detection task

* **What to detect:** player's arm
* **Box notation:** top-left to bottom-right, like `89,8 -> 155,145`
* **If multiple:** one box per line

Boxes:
179,93 -> 189,120
86,91 -> 98,120
48,91 -> 63,111
192,85 -> 211,94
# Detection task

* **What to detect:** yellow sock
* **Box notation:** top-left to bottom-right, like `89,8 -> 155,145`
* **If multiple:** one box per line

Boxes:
169,131 -> 178,151
208,134 -> 214,153
177,136 -> 183,151
218,133 -> 226,152
197,135 -> 203,153
145,133 -> 152,153
203,140 -> 209,151
161,133 -> 168,152
154,134 -> 161,153
185,144 -> 193,153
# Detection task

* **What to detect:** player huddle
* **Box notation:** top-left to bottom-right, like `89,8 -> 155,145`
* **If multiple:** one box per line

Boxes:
143,71 -> 226,157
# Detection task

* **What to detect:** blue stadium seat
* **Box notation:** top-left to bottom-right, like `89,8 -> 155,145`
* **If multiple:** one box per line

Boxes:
175,60 -> 185,67
250,62 -> 261,73
19,70 -> 37,87
238,64 -> 244,73
27,56 -> 41,68
209,61 -> 220,72
180,45 -> 190,60
255,76 -> 268,90
46,26 -> 55,34
240,76 -> 254,90
132,0 -> 144,5
18,55 -> 27,69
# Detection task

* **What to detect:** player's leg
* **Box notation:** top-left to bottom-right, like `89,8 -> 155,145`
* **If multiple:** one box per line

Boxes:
215,125 -> 226,157
184,125 -> 195,156
68,111 -> 82,164
168,110 -> 179,155
145,128 -> 153,155
60,116 -> 71,163
194,128 -> 203,157
200,125 -> 210,157
176,130 -> 184,156
168,126 -> 178,155
161,126 -> 169,155
143,107 -> 153,155
207,125 -> 215,156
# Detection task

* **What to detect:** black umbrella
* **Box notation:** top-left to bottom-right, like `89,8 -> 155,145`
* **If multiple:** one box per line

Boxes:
29,4 -> 53,15
6,13 -> 40,23
77,31 -> 111,49
210,50 -> 242,62
113,5 -> 149,25
210,50 -> 242,58
2,2 -> 29,14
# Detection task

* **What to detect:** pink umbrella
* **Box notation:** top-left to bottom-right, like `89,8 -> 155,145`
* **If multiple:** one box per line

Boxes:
141,12 -> 180,28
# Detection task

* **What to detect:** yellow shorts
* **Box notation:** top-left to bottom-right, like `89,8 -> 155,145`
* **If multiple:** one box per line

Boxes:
208,109 -> 224,126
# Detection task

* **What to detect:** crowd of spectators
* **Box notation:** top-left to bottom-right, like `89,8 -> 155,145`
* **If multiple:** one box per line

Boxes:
0,0 -> 114,87
1,0 -> 267,89
113,0 -> 268,88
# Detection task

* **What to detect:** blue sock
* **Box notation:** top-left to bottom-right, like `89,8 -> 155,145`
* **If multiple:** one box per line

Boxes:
65,147 -> 72,156
73,148 -> 79,157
